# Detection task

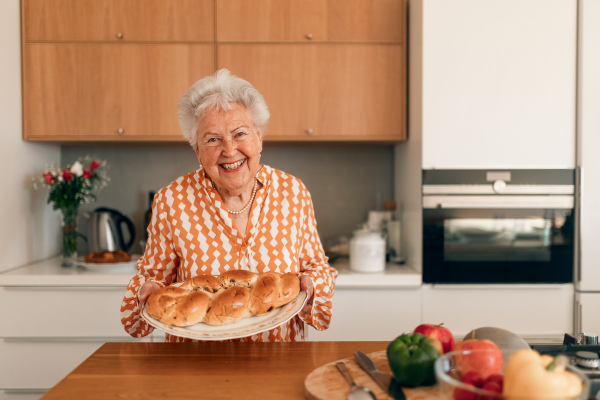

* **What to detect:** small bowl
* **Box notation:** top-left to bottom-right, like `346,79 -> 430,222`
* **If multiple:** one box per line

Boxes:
434,349 -> 591,400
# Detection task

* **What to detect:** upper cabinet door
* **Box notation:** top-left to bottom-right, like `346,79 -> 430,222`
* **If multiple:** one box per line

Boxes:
23,44 -> 215,140
216,0 -> 405,43
218,44 -> 406,141
416,0 -> 577,169
24,0 -> 214,42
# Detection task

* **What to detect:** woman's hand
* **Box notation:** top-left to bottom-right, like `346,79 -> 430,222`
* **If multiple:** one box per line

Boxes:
299,275 -> 314,314
138,281 -> 161,303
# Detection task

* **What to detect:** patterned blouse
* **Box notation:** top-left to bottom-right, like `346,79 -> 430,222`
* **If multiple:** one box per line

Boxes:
120,165 -> 338,342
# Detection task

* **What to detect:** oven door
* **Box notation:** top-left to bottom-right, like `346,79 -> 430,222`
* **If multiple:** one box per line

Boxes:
422,195 -> 574,284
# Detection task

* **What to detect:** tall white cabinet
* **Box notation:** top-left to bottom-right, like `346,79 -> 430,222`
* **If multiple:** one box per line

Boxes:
575,0 -> 600,337
417,0 -> 577,169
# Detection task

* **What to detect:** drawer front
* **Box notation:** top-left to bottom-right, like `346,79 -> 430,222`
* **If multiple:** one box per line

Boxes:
0,287 -> 132,337
307,288 -> 421,341
422,284 -> 574,341
0,339 -> 103,389
0,338 -> 153,390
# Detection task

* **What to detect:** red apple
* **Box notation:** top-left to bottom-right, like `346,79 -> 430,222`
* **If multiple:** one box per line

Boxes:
454,339 -> 503,379
414,323 -> 455,353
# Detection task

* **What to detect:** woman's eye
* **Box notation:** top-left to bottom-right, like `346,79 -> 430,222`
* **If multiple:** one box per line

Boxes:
207,137 -> 218,143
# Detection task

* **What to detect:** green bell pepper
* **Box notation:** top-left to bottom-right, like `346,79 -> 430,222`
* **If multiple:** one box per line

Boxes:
386,332 -> 440,387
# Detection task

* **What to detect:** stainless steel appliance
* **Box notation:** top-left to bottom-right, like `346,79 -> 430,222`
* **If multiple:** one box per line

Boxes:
531,334 -> 600,399
88,207 -> 136,252
422,169 -> 575,284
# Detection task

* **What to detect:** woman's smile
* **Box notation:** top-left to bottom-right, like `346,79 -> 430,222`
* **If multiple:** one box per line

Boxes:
221,158 -> 246,171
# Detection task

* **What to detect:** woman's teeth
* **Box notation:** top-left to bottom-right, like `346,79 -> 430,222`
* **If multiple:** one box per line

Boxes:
221,159 -> 245,170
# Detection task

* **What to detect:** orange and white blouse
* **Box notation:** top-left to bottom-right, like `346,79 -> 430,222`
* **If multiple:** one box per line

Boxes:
120,165 -> 337,342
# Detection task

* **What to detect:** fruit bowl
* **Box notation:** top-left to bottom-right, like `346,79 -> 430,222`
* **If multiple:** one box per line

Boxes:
434,349 -> 591,400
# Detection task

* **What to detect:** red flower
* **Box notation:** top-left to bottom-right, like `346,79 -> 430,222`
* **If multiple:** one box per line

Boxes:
90,159 -> 101,171
83,169 -> 92,179
43,172 -> 55,184
62,169 -> 73,182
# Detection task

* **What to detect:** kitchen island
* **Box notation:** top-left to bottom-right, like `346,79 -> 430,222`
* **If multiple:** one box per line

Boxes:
41,341 -> 392,400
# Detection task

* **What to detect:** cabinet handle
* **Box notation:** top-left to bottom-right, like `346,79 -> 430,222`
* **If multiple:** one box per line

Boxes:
306,128 -> 314,135
306,33 -> 313,40
116,33 -> 123,39
118,128 -> 124,134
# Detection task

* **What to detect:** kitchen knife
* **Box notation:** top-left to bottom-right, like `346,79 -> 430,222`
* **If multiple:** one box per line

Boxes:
355,351 -> 406,400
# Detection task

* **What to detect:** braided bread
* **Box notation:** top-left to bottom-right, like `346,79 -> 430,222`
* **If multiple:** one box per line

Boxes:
145,270 -> 301,327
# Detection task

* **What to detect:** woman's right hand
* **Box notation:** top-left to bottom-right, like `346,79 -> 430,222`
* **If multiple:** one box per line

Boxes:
138,281 -> 161,303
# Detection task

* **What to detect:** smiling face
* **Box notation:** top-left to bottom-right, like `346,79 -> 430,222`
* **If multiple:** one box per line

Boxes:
194,103 -> 263,196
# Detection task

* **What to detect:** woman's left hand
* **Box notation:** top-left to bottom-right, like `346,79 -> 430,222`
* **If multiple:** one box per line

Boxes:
299,275 -> 314,314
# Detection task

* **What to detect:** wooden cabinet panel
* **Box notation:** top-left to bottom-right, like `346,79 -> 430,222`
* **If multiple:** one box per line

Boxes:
216,0 -> 405,43
23,44 -> 214,141
24,0 -> 214,42
218,44 -> 406,141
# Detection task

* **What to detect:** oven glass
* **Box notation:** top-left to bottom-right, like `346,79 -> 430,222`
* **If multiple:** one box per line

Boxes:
444,218 -> 552,262
422,208 -> 574,284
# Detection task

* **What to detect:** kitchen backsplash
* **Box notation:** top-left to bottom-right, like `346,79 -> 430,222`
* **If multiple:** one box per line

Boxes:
62,143 -> 394,255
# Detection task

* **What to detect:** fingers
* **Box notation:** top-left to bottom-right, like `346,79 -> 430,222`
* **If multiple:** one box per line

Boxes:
139,281 -> 161,302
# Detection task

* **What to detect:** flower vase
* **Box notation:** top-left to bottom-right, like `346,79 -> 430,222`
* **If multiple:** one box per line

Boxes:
60,206 -> 79,266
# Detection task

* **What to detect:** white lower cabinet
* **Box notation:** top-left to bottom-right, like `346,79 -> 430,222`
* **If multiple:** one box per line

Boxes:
0,285 -> 153,399
307,288 -> 422,341
422,284 -> 574,342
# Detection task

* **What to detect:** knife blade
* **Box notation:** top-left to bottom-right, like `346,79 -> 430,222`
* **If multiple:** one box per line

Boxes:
355,351 -> 406,400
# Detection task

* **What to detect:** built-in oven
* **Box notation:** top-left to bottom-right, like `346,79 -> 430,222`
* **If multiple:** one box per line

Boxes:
422,169 -> 575,284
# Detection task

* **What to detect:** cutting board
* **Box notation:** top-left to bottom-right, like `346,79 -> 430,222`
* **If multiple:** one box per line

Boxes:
304,350 -> 445,400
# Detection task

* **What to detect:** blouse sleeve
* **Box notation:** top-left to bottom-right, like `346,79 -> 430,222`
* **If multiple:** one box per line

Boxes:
296,184 -> 338,330
120,190 -> 179,338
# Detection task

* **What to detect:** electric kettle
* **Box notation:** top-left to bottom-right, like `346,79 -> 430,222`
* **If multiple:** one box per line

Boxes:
88,207 -> 136,252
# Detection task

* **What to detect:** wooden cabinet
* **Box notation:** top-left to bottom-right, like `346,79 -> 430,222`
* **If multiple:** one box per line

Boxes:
23,0 -> 214,42
22,0 -> 406,142
24,44 -> 214,141
216,0 -> 405,43
216,0 -> 406,142
21,0 -> 215,141
218,44 -> 405,141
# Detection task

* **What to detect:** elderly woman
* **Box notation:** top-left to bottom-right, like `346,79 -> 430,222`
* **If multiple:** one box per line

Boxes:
120,69 -> 337,342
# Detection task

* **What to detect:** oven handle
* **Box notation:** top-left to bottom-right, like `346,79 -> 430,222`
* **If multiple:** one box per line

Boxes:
422,195 -> 574,209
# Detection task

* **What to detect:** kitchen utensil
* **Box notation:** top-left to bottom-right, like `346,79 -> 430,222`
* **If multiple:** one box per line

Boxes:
304,351 -> 444,400
355,351 -> 406,400
335,362 -> 377,400
88,207 -> 136,253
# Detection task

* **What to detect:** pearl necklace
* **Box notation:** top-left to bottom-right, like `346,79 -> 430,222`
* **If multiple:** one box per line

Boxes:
226,180 -> 258,215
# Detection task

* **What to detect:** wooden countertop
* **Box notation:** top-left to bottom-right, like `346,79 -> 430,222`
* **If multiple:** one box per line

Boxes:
41,341 -> 390,400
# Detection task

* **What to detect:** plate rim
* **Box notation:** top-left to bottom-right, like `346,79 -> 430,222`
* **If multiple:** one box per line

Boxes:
141,290 -> 308,341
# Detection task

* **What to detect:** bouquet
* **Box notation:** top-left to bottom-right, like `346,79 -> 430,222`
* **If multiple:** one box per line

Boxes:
36,157 -> 110,264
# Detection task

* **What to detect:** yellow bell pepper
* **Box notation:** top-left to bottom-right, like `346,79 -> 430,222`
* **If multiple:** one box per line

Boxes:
503,349 -> 583,399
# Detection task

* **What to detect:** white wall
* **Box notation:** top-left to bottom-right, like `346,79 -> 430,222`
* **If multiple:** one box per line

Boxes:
0,0 -> 61,272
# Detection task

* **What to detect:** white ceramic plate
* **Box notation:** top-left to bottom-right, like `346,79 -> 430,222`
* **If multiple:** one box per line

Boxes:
74,254 -> 140,273
141,290 -> 308,341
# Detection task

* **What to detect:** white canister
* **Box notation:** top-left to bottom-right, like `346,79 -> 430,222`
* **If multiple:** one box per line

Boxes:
349,229 -> 386,273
